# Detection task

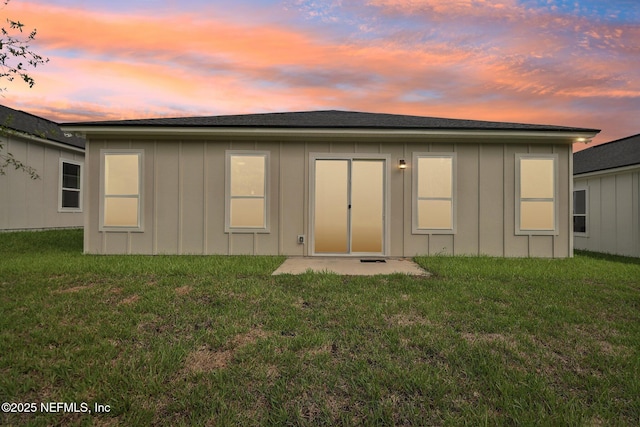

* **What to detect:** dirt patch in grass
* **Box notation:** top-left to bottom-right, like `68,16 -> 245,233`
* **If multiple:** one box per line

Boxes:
583,278 -> 608,287
462,332 -> 531,370
461,332 -> 516,346
595,339 -> 628,357
295,297 -> 312,309
232,327 -> 269,347
118,294 -> 140,305
306,343 -> 333,357
92,417 -> 121,427
175,285 -> 192,296
186,347 -> 234,372
184,326 -> 270,373
220,290 -> 247,300
54,285 -> 92,294
386,312 -> 431,327
326,392 -> 354,419
137,315 -> 174,336
522,334 -> 608,379
266,364 -> 280,380
572,324 -> 628,356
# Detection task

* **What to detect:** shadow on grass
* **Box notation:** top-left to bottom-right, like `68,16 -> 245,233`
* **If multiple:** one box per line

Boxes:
575,249 -> 640,266
0,228 -> 83,255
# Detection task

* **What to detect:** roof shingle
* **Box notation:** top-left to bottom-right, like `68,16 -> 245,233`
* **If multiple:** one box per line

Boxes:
63,110 -> 599,133
574,133 -> 640,175
0,104 -> 85,149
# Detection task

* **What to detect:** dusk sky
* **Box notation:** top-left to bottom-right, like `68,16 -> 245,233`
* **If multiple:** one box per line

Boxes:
3,0 -> 639,148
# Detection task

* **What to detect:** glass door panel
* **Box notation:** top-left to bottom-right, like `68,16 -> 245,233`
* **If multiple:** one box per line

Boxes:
351,161 -> 384,253
314,160 -> 349,253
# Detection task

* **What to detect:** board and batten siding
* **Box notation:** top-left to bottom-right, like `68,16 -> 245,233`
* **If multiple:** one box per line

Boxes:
84,138 -> 572,257
574,169 -> 640,257
0,136 -> 84,230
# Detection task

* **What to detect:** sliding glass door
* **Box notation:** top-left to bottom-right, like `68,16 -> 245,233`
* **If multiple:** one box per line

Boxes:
313,158 -> 385,255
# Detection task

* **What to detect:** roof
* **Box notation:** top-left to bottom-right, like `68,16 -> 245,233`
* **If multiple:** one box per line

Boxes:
63,110 -> 599,134
0,104 -> 85,149
574,133 -> 640,175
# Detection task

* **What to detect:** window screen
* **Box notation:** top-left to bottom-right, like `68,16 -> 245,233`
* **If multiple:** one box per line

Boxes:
228,153 -> 267,230
518,156 -> 556,233
416,156 -> 454,230
61,161 -> 81,210
573,189 -> 587,233
103,153 -> 141,228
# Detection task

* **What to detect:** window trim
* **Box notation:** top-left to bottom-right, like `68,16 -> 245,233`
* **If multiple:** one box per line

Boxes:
224,150 -> 270,233
573,187 -> 589,236
412,152 -> 457,235
515,153 -> 558,235
99,149 -> 144,232
58,158 -> 83,212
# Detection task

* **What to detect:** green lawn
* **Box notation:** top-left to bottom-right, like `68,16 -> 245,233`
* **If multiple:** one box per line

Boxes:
1,230 -> 639,426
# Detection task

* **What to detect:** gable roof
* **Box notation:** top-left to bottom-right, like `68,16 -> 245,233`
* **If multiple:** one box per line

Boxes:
64,109 -> 598,133
574,133 -> 640,175
0,104 -> 85,149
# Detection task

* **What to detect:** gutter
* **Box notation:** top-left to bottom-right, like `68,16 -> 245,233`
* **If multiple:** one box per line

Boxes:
60,126 -> 599,143
3,129 -> 85,154
574,163 -> 640,179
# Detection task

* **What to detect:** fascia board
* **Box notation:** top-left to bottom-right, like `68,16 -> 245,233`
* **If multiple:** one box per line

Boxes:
574,163 -> 640,179
6,130 -> 85,154
60,126 -> 599,143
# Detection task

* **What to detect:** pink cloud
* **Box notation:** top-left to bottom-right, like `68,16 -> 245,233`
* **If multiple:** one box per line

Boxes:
367,0 -> 523,16
1,0 -> 637,149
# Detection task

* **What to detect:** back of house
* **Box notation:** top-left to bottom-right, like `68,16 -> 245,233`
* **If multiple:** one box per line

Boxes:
573,133 -> 640,257
63,110 -> 598,258
0,104 -> 85,231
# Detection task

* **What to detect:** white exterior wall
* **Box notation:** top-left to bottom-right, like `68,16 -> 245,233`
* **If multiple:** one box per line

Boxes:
84,136 -> 573,257
0,134 -> 84,230
574,167 -> 640,257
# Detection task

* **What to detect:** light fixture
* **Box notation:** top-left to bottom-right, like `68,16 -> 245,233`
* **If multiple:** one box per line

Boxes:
399,159 -> 407,170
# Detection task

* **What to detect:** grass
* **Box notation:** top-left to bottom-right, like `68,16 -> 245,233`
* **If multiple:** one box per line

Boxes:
1,229 -> 639,426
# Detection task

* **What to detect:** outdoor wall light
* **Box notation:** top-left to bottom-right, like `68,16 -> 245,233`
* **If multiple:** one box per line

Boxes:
399,159 -> 407,170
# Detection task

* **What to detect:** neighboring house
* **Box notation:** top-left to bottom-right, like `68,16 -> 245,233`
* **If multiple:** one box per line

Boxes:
573,134 -> 640,257
0,104 -> 85,231
62,110 -> 598,257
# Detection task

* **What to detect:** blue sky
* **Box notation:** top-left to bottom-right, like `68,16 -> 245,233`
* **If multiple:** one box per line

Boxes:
3,0 -> 639,147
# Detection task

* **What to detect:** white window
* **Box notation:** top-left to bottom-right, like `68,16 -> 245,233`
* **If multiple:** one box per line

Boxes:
225,151 -> 269,232
59,159 -> 82,212
516,154 -> 557,235
573,188 -> 588,234
100,150 -> 143,231
412,153 -> 456,234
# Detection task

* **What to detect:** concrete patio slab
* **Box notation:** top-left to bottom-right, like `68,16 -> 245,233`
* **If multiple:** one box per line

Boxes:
272,257 -> 430,276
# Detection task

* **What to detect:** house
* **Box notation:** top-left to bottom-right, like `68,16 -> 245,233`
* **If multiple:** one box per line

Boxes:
61,110 -> 598,257
0,104 -> 85,231
573,134 -> 640,257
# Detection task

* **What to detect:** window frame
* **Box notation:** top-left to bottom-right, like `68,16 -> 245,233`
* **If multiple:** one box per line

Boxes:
412,152 -> 457,235
573,187 -> 588,236
99,149 -> 144,232
58,158 -> 83,212
224,150 -> 270,233
515,153 -> 558,235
